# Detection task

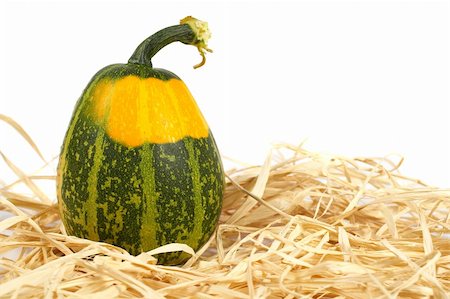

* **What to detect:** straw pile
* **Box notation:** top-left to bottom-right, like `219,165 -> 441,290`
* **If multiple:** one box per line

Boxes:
0,115 -> 449,298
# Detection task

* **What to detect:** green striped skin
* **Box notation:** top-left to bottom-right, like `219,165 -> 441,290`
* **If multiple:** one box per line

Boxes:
57,65 -> 224,265
90,63 -> 180,81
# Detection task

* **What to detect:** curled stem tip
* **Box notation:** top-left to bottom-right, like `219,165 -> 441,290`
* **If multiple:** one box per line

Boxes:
180,16 -> 213,69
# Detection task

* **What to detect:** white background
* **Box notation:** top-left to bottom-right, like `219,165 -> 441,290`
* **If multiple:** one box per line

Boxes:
0,0 -> 449,191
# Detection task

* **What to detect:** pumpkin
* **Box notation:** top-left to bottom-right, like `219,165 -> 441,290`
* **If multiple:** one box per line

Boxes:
57,17 -> 224,265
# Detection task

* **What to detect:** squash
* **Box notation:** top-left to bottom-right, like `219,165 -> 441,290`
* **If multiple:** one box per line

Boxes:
57,17 -> 224,265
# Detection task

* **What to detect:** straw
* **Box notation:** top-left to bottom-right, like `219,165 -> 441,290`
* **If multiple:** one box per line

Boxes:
0,116 -> 449,298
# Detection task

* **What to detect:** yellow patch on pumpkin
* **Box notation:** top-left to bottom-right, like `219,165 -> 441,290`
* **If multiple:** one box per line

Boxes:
90,76 -> 209,147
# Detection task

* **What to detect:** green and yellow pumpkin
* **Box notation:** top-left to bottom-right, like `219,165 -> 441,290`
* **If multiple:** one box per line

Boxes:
57,17 -> 224,265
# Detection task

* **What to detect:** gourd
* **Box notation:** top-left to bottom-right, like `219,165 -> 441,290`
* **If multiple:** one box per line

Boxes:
57,17 -> 224,265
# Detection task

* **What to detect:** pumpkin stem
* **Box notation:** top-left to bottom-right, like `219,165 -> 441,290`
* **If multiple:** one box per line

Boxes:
128,16 -> 212,69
